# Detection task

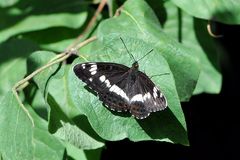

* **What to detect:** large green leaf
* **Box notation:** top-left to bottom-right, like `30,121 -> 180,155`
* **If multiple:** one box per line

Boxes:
69,37 -> 188,145
27,51 -> 105,150
0,13 -> 87,43
0,0 -> 88,43
23,28 -> 78,52
0,38 -> 39,98
171,0 -> 240,24
27,51 -> 70,133
162,1 -> 222,94
97,0 -> 200,101
0,0 -> 19,7
0,91 -> 65,160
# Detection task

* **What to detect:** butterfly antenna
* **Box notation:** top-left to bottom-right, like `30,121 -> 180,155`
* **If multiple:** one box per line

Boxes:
150,73 -> 170,79
120,37 -> 136,61
137,49 -> 154,62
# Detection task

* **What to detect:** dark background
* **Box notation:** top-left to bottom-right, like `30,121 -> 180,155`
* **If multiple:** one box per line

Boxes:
100,23 -> 240,160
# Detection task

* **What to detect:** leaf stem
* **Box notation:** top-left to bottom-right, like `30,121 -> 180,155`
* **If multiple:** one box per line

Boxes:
66,0 -> 107,50
12,87 -> 35,126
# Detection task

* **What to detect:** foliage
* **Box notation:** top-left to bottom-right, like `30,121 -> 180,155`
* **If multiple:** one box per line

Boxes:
0,0 -> 236,159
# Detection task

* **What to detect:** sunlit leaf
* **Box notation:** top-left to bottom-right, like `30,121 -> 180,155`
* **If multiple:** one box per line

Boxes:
97,0 -> 200,101
69,37 -> 188,145
0,92 -> 65,160
171,0 -> 240,24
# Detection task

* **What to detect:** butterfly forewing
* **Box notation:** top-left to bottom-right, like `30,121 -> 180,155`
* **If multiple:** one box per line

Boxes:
74,62 -> 131,112
73,62 -> 168,119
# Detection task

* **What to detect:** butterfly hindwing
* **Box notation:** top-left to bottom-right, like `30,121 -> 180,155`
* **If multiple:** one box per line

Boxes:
128,72 -> 167,119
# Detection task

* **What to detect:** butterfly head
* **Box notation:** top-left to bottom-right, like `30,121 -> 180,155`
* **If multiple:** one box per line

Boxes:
132,61 -> 139,69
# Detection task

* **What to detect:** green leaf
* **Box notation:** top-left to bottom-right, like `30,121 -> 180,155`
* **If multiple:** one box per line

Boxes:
69,37 -> 188,145
27,51 -> 74,133
54,121 -> 104,149
0,13 -> 87,43
27,51 -> 105,150
0,0 -> 88,43
0,0 -> 19,7
48,65 -> 82,119
66,146 -> 102,160
97,0 -> 200,101
162,1 -> 222,94
27,51 -> 69,131
0,91 -> 65,160
66,145 -> 88,160
27,51 -> 60,96
171,0 -> 240,24
24,83 -> 49,120
0,38 -> 39,98
23,28 -> 78,52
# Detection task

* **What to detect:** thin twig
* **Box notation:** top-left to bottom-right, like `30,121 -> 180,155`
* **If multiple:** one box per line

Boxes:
13,37 -> 96,91
49,52 -> 66,63
75,36 -> 97,51
12,88 -> 35,126
13,52 -> 69,90
67,0 -> 107,50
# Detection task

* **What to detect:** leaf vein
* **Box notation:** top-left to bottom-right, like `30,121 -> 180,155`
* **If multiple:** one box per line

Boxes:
121,10 -> 146,36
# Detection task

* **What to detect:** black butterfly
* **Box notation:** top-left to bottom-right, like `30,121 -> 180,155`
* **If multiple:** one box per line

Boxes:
73,40 -> 168,119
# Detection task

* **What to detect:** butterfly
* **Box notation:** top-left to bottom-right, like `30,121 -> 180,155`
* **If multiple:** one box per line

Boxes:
73,39 -> 168,119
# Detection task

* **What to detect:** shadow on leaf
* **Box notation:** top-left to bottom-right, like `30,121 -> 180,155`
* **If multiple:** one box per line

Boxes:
137,108 -> 188,145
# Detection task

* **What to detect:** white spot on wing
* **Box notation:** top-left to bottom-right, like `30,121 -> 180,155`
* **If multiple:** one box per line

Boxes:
91,71 -> 97,75
99,75 -> 106,82
89,78 -> 93,82
81,64 -> 86,69
90,64 -> 97,68
109,84 -> 116,92
105,79 -> 111,88
153,87 -> 157,92
160,92 -> 163,98
130,94 -> 143,102
153,92 -> 157,99
89,65 -> 97,72
153,87 -> 158,98
143,92 -> 151,101
109,84 -> 129,101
